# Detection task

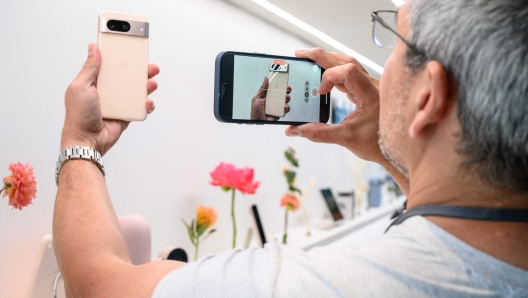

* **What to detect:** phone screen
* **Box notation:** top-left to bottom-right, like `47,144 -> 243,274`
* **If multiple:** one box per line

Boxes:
215,52 -> 330,124
321,189 -> 344,222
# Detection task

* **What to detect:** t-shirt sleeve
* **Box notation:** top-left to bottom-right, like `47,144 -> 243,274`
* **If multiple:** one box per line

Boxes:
152,243 -> 283,298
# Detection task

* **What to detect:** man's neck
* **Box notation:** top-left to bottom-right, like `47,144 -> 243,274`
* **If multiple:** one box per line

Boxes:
406,160 -> 528,270
407,158 -> 528,209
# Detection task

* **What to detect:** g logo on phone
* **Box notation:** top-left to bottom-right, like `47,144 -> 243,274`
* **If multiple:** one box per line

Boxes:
119,60 -> 128,69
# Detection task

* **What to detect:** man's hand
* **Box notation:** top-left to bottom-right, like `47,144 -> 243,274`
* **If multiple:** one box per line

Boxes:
250,76 -> 291,121
285,49 -> 382,162
285,49 -> 409,194
61,43 -> 160,155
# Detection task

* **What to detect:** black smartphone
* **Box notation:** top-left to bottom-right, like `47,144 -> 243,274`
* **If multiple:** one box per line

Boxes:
214,51 -> 330,125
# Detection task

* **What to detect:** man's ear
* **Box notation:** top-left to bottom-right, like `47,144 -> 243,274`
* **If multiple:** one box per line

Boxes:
408,61 -> 451,138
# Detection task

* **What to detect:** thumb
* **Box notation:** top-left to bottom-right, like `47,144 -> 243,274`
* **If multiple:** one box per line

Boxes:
258,76 -> 269,98
285,123 -> 345,145
76,43 -> 102,85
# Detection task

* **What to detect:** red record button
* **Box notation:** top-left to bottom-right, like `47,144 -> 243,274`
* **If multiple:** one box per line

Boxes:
311,87 -> 319,97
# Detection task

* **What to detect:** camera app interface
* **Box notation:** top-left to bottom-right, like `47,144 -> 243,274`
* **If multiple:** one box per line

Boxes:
232,55 -> 322,122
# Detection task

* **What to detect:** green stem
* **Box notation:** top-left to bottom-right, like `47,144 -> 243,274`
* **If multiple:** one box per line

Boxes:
283,209 -> 288,244
231,188 -> 237,249
194,239 -> 199,261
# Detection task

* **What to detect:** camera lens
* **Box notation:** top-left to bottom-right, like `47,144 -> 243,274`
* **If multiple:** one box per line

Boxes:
107,20 -> 131,32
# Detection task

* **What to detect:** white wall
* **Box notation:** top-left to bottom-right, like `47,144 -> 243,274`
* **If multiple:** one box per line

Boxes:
0,0 -> 383,296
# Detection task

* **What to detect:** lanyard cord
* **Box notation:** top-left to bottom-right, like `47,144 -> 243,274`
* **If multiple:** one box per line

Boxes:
386,205 -> 528,233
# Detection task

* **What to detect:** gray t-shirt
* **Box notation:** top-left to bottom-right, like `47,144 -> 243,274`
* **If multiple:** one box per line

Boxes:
153,216 -> 528,297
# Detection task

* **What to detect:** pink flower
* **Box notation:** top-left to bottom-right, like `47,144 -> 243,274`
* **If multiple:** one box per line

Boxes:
281,193 -> 300,211
2,162 -> 37,210
210,162 -> 260,194
196,206 -> 218,228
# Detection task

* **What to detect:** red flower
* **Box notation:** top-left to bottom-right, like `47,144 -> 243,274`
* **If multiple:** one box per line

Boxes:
2,162 -> 37,210
210,162 -> 260,194
281,193 -> 300,211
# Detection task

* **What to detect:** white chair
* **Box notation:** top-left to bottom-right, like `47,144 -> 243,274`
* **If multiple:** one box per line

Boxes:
25,214 -> 152,298
118,214 -> 152,265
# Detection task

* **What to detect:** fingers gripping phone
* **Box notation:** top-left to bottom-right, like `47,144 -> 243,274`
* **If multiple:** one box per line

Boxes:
214,51 -> 330,125
97,12 -> 149,121
265,61 -> 289,118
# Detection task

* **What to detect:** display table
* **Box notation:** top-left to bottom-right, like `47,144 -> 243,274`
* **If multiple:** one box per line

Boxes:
282,197 -> 406,251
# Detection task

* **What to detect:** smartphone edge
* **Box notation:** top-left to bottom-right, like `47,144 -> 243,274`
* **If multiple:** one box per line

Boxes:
214,51 -> 227,123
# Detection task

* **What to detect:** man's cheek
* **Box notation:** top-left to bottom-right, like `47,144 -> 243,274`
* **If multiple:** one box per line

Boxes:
378,80 -> 389,119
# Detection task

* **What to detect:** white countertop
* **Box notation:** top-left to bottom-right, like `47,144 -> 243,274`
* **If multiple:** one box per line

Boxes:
275,197 -> 406,251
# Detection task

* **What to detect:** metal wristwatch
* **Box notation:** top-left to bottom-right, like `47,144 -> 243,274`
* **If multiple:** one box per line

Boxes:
55,146 -> 105,186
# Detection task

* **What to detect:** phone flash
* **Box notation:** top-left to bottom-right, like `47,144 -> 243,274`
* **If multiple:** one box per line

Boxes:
140,27 -> 144,31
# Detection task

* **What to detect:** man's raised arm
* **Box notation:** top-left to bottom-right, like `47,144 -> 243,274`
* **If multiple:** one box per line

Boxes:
53,44 -> 184,297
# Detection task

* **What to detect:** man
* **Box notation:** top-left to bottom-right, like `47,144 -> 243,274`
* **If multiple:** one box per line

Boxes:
53,0 -> 528,297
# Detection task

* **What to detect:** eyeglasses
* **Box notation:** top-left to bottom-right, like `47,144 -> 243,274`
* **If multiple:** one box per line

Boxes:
371,10 -> 422,54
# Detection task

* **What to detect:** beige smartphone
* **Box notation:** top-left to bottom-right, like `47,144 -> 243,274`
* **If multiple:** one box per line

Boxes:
97,12 -> 149,121
265,60 -> 289,118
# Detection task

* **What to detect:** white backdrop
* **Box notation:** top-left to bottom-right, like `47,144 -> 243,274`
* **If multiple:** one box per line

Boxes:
0,0 -> 383,296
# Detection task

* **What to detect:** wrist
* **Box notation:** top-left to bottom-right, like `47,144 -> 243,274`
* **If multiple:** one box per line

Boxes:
61,130 -> 98,152
363,145 -> 389,166
56,146 -> 105,186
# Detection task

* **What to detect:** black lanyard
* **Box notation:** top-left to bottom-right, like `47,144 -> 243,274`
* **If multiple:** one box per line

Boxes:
386,205 -> 528,233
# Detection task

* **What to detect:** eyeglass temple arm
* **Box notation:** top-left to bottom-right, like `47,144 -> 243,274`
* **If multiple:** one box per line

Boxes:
371,11 -> 417,50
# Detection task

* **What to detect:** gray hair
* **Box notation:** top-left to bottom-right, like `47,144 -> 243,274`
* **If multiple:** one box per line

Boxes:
405,0 -> 528,191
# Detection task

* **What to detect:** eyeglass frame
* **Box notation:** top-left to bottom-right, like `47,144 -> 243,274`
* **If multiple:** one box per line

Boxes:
371,10 -> 425,56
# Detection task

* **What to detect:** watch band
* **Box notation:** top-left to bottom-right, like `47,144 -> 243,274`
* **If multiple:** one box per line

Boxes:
55,146 -> 105,186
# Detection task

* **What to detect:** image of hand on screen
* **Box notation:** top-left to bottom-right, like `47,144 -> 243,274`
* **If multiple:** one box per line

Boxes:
250,76 -> 292,121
